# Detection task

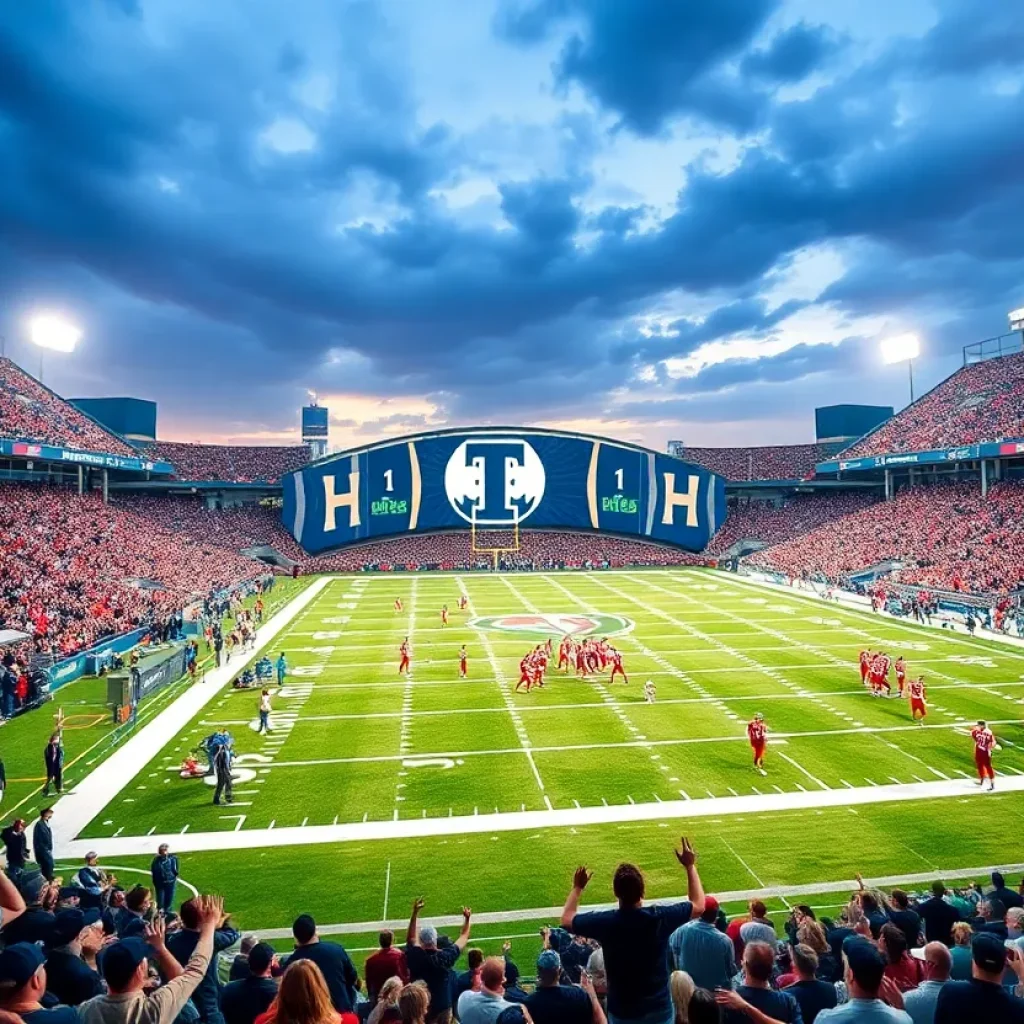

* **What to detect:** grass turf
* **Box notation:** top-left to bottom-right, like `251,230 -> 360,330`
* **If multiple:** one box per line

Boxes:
46,568 -> 1024,932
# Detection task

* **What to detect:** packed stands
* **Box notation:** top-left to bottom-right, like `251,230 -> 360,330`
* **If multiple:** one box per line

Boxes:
749,480 -> 1024,595
0,485 -> 266,660
0,357 -> 136,456
679,443 -> 828,481
841,351 -> 1024,458
142,441 -> 310,484
706,492 -> 878,555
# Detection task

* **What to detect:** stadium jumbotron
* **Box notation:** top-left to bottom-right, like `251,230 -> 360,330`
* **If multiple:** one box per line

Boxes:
4,6 -> 1024,1020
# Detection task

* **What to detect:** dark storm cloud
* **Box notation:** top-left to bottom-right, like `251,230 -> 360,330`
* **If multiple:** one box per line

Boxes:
0,0 -> 1023,443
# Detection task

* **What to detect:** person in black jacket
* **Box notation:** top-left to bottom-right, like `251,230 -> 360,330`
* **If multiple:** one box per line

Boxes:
220,943 -> 279,1024
2,819 -> 30,874
151,844 -> 180,914
0,755 -> 7,804
42,908 -> 105,1006
166,896 -> 241,1024
32,810 -> 54,882
43,734 -> 64,796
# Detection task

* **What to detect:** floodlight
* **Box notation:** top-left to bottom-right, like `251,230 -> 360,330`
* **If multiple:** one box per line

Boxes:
1010,308 -> 1024,332
28,314 -> 82,354
879,334 -> 920,365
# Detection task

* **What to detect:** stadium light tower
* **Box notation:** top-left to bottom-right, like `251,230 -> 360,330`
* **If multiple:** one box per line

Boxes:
28,313 -> 82,382
1010,307 -> 1024,333
880,333 -> 920,405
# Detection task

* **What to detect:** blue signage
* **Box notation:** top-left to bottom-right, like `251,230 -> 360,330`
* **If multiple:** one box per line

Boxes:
816,438 -> 1024,474
283,428 -> 725,554
0,437 -> 173,475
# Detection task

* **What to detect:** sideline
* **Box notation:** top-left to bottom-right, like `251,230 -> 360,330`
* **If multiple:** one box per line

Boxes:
51,578 -> 331,855
248,859 -> 1024,938
56,772 -> 1024,858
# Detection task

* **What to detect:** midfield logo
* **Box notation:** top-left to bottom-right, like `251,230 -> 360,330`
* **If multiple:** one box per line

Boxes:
469,613 -> 633,637
444,437 -> 546,525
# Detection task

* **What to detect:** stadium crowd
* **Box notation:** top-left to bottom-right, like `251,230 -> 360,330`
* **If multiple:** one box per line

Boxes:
3,835 -> 1024,1024
678,446 -> 827,483
749,481 -> 1024,596
0,359 -> 135,457
0,485 -> 266,664
706,495 -> 878,557
842,352 -> 1024,459
142,444 -> 310,485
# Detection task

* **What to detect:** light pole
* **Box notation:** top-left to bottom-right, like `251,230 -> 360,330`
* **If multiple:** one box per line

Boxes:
28,313 -> 82,382
880,333 -> 921,405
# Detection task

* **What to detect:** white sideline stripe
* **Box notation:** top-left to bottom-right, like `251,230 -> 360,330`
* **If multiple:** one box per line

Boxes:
246,859 -> 1024,936
50,578 -> 332,855
777,752 -> 829,791
58,773 -> 1024,857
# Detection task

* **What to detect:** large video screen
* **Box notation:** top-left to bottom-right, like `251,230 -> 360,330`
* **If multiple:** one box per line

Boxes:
281,428 -> 725,554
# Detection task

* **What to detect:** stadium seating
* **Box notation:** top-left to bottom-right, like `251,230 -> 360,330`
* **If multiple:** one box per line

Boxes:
842,351 -> 1024,458
142,441 -> 310,484
706,492 -> 879,555
679,444 -> 828,481
748,480 -> 1024,595
0,357 -> 136,456
0,485 -> 266,660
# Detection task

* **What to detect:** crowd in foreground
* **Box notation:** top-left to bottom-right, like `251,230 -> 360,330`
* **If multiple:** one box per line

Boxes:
3,835 -> 1024,1024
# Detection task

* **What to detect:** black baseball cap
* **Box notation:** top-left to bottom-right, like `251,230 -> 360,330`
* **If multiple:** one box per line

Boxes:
47,908 -> 102,948
100,938 -> 149,989
972,932 -> 1008,973
0,943 -> 45,988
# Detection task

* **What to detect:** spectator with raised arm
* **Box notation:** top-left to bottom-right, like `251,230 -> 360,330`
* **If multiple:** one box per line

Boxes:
165,897 -> 241,1024
561,837 -> 705,1024
405,900 -> 470,1024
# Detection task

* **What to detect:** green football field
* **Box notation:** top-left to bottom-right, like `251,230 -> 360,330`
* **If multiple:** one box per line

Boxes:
45,568 -> 1024,944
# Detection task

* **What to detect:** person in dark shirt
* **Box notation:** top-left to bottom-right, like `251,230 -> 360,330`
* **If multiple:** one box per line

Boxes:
364,930 -> 409,1003
525,950 -> 599,1024
150,844 -> 180,914
0,942 -> 77,1024
165,896 -> 241,1024
717,942 -> 803,1024
561,837 -> 705,1024
989,872 -> 1024,911
886,891 -> 921,952
784,945 -> 837,1024
935,932 -> 1024,1023
973,898 -> 1008,940
404,899 -> 471,1023
2,819 -> 30,872
42,908 -> 105,1006
32,811 -> 55,883
858,892 -> 888,941
287,914 -> 361,1015
220,942 -> 279,1024
917,882 -> 960,947
500,955 -> 529,1005
230,936 -> 260,982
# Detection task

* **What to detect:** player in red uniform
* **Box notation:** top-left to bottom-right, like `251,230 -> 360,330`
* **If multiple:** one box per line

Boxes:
557,638 -> 570,671
398,637 -> 410,675
859,650 -> 872,685
458,645 -> 468,679
532,646 -> 547,688
971,720 -> 999,790
747,713 -> 768,775
907,676 -> 927,724
894,657 -> 907,697
871,653 -> 892,696
441,605 -> 449,626
516,653 -> 532,692
394,597 -> 403,613
609,647 -> 628,684
458,595 -> 468,611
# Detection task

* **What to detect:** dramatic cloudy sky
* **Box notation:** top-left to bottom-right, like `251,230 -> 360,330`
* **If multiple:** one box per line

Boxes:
1,0 -> 1022,451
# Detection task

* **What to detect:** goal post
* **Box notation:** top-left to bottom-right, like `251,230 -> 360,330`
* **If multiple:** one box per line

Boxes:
470,522 -> 520,569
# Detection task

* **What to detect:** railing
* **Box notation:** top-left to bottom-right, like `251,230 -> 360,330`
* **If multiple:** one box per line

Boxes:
963,331 -> 1024,364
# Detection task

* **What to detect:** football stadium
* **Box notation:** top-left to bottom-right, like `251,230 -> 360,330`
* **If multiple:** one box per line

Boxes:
5,3 -> 1024,1022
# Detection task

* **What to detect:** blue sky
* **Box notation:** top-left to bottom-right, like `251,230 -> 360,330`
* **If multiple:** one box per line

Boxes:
1,0 -> 1022,451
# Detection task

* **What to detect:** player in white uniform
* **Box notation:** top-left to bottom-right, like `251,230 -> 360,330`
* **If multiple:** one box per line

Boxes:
643,680 -> 656,703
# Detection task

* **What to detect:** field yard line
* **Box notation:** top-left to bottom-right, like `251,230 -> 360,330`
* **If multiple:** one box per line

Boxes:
716,571 -> 1024,661
458,576 -> 546,795
244,859 -> 1024,937
777,752 -> 829,791
393,577 -> 418,817
61,773 -> 1024,857
50,577 -> 331,856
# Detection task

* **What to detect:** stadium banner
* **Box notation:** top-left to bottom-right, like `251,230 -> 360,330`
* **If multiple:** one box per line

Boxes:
815,436 -> 1024,474
281,427 -> 726,554
49,627 -> 149,691
0,437 -> 174,475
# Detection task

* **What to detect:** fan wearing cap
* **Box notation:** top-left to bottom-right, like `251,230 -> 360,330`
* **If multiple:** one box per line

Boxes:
525,950 -> 602,1024
815,936 -> 911,1022
933,932 -> 1024,1023
669,895 -> 735,993
43,908 -> 105,1006
2,873 -> 55,946
78,895 -> 226,1024
0,942 -> 76,1024
220,943 -> 279,1024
